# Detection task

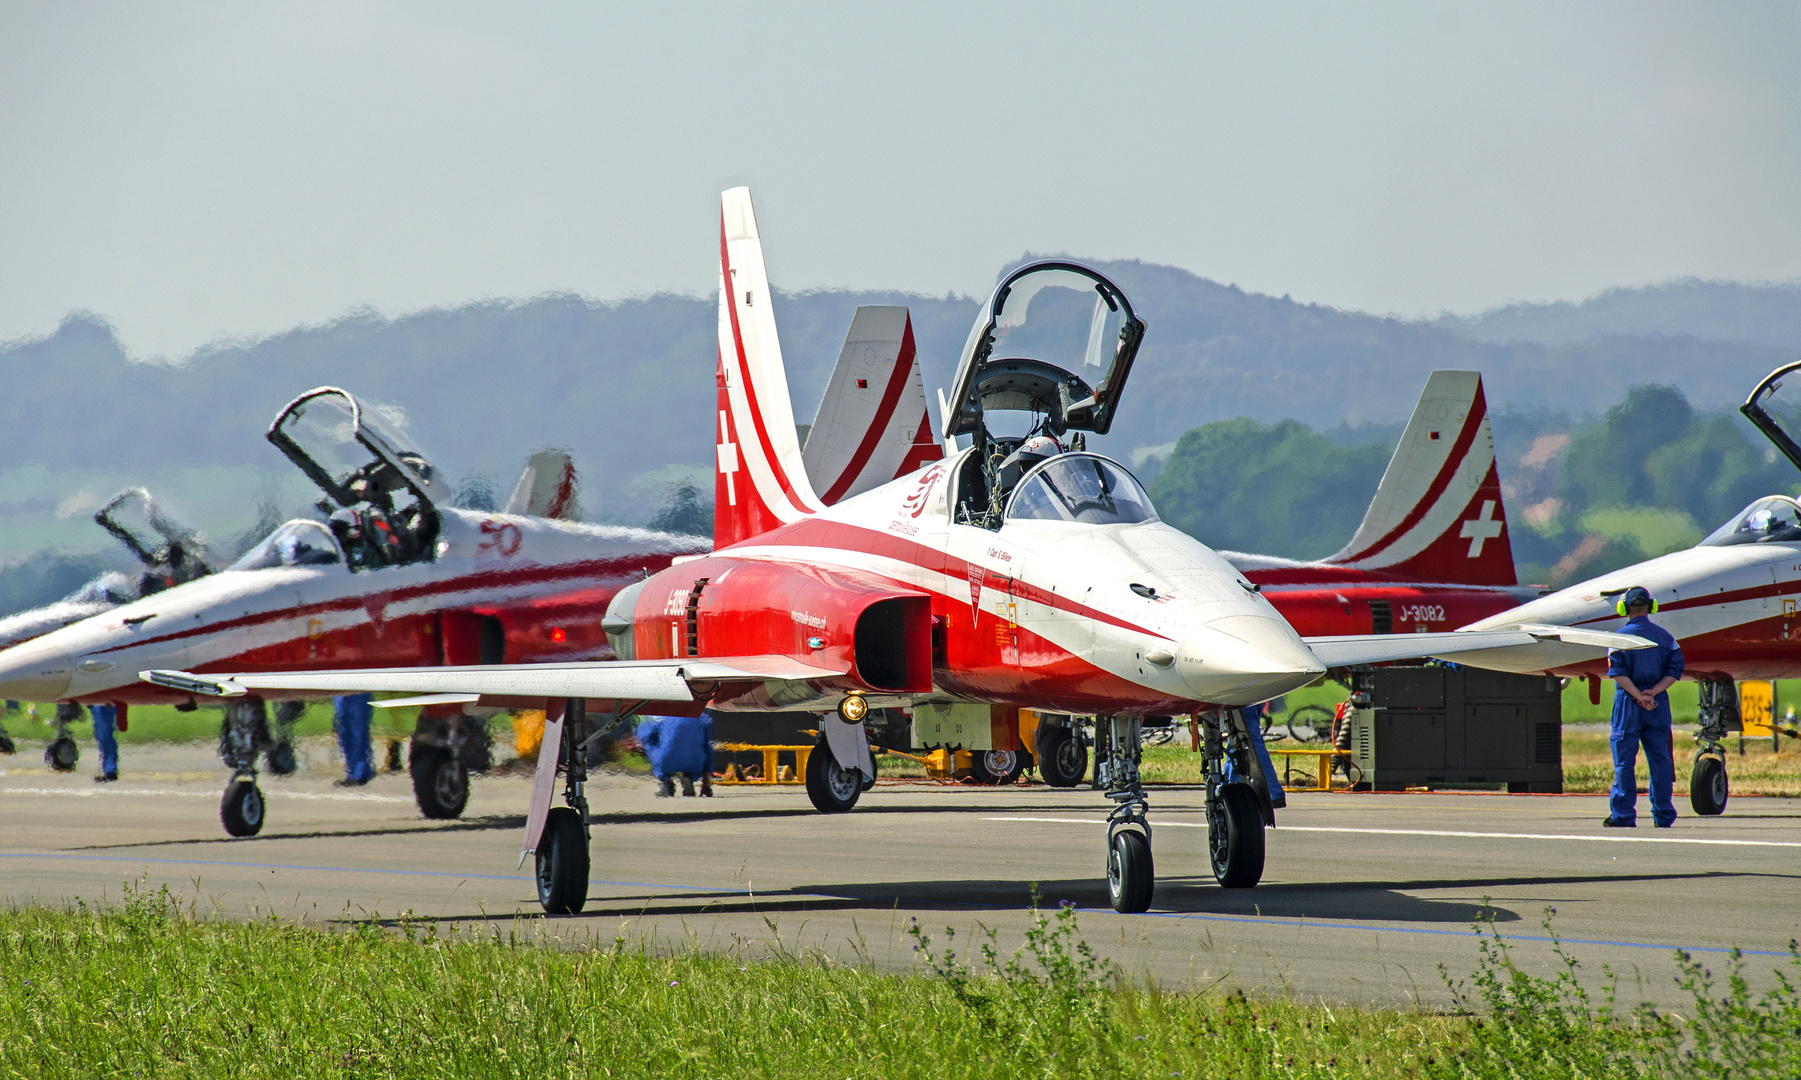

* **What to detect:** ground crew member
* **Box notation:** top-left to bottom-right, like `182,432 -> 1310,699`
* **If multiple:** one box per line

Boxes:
635,712 -> 714,797
1604,586 -> 1683,828
333,694 -> 376,785
89,703 -> 120,783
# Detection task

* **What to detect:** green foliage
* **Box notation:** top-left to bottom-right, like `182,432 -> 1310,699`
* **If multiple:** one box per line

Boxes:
1650,943 -> 1801,1077
1148,418 -> 1390,560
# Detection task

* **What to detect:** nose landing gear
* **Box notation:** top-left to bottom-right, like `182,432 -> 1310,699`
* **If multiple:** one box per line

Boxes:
219,698 -> 270,837
1096,715 -> 1154,912
1692,679 -> 1735,816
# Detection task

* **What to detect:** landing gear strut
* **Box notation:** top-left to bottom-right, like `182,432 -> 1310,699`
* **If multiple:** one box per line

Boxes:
1095,715 -> 1154,912
1200,709 -> 1266,888
1692,678 -> 1735,816
219,698 -> 270,837
45,702 -> 81,772
536,697 -> 604,914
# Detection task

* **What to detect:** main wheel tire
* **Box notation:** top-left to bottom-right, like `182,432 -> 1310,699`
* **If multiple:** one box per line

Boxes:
1209,783 -> 1266,888
0,730 -> 15,755
535,806 -> 589,914
1107,830 -> 1154,913
220,780 -> 265,838
264,740 -> 298,777
805,743 -> 862,813
1691,756 -> 1729,816
968,748 -> 1025,785
45,735 -> 78,772
411,745 -> 469,820
1036,726 -> 1088,788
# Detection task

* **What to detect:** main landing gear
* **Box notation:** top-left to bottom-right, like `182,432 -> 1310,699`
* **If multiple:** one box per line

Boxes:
45,702 -> 81,772
805,695 -> 875,813
1692,678 -> 1735,816
410,711 -> 493,820
1092,710 -> 1269,914
535,697 -> 640,915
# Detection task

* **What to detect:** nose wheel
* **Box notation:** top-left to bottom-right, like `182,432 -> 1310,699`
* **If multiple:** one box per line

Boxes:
1096,715 -> 1155,912
220,776 -> 265,837
218,698 -> 271,837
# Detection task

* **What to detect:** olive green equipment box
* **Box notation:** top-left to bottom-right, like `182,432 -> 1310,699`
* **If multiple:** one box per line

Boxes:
1345,666 -> 1563,792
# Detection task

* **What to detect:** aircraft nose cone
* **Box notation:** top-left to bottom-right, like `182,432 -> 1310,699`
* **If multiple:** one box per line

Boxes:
0,642 -> 74,701
1176,615 -> 1325,706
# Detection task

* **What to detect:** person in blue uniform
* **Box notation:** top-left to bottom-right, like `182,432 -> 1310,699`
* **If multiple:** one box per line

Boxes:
89,703 -> 120,782
1605,586 -> 1684,828
635,712 -> 714,797
333,694 -> 376,785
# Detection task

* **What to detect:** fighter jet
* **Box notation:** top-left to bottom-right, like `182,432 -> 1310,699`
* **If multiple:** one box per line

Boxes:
1449,360 -> 1801,817
0,387 -> 707,835
145,188 -> 1637,913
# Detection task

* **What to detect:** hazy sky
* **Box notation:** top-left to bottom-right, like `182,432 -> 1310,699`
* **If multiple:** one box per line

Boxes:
3,1 -> 1798,359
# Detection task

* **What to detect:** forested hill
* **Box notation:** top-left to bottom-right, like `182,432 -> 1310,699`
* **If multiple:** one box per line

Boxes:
0,262 -> 1796,576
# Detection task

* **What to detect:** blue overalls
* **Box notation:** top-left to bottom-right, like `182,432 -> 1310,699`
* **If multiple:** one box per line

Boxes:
88,704 -> 119,779
635,714 -> 714,786
334,694 -> 376,784
1606,616 -> 1684,826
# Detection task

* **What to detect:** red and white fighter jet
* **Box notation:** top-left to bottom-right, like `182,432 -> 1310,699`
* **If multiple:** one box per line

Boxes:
0,388 -> 707,834
145,188 -> 1634,913
1452,360 -> 1801,817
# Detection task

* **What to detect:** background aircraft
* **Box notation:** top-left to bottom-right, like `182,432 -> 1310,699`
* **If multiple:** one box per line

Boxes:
1451,360 -> 1801,817
0,387 -> 707,836
146,189 -> 1623,915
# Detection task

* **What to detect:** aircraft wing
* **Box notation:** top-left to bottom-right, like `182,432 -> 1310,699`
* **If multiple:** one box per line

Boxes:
1302,626 -> 1653,668
142,655 -> 848,703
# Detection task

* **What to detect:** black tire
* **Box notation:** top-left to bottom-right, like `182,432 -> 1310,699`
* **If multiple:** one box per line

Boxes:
1209,783 -> 1266,888
1036,726 -> 1088,788
1691,756 -> 1729,816
411,746 -> 469,820
45,736 -> 78,772
805,742 -> 862,813
968,748 -> 1025,785
1107,829 -> 1154,913
535,806 -> 589,914
220,780 -> 265,838
0,730 -> 15,755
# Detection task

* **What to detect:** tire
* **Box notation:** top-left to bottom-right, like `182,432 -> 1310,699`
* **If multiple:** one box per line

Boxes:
1691,756 -> 1729,816
1036,726 -> 1088,788
805,742 -> 862,813
264,739 -> 298,777
1106,829 -> 1154,913
220,780 -> 265,838
968,748 -> 1024,785
1209,783 -> 1266,888
411,746 -> 469,820
0,730 -> 15,755
45,736 -> 78,772
534,806 -> 589,914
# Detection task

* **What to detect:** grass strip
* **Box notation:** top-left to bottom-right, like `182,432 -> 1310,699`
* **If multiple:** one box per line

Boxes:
5,885 -> 1800,1078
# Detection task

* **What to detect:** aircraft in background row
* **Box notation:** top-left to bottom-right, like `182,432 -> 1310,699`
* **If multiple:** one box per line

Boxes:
0,387 -> 707,835
1456,359 -> 1801,817
146,188 -> 1639,914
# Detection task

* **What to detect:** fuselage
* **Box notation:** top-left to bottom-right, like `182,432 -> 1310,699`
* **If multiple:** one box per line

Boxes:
1228,553 -> 1533,638
0,508 -> 708,704
1460,537 -> 1801,680
624,451 -> 1326,717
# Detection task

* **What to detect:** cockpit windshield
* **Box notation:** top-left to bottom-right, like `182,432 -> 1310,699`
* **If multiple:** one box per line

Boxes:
229,520 -> 346,571
1700,496 -> 1801,547
1005,454 -> 1158,526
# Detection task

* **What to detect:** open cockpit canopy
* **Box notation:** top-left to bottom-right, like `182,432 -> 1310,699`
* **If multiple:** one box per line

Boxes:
944,262 -> 1144,441
1701,495 -> 1801,547
268,388 -> 441,571
94,487 -> 213,590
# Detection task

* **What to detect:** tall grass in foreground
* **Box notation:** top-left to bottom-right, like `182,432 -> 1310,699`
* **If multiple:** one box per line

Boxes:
2,884 -> 1798,1079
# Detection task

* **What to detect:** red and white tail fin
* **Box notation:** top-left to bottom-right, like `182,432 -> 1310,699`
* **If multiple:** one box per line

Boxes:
1324,371 -> 1517,586
504,449 -> 580,519
801,306 -> 944,506
715,188 -> 824,548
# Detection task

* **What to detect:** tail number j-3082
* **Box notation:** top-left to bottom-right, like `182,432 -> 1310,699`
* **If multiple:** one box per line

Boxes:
1400,604 -> 1445,625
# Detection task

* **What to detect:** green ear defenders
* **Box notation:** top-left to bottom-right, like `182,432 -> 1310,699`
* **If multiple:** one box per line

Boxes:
1616,586 -> 1657,616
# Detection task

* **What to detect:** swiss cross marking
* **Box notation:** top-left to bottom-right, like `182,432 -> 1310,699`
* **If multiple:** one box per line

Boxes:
716,409 -> 740,506
1460,500 -> 1504,557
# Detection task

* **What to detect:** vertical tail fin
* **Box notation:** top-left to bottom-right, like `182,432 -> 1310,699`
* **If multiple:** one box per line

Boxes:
714,188 -> 824,548
504,450 -> 580,519
1325,371 -> 1517,586
801,306 -> 944,505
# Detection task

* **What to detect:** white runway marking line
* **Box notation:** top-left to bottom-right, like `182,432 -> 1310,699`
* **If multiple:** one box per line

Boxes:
0,787 -> 412,804
984,816 -> 1801,849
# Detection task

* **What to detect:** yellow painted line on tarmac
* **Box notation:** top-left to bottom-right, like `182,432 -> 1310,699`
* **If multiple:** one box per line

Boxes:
984,816 -> 1801,849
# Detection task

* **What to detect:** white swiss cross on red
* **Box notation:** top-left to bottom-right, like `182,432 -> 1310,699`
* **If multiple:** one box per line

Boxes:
716,409 -> 740,506
1460,500 -> 1504,557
